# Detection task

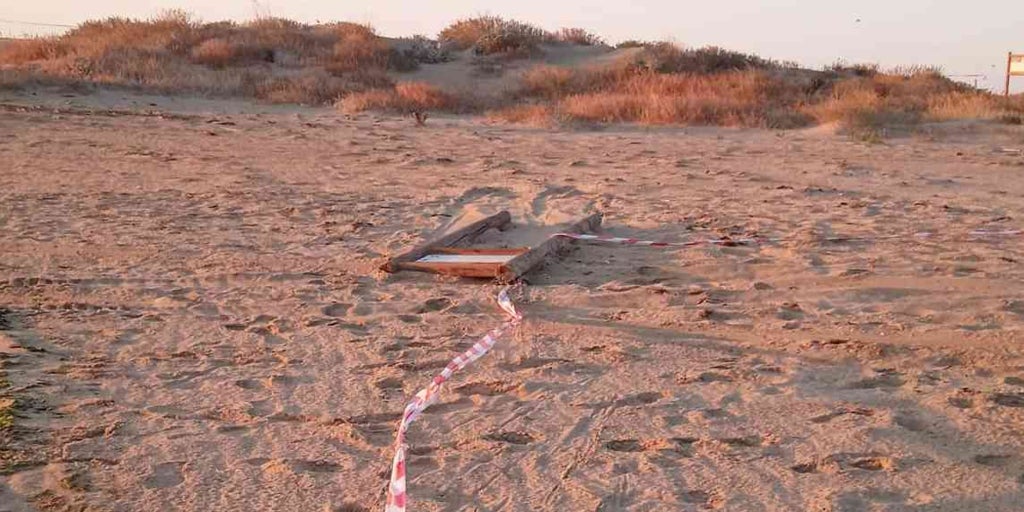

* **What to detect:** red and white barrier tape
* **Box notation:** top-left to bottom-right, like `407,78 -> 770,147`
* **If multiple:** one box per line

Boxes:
554,228 -> 1024,248
384,287 -> 521,512
553,232 -> 755,247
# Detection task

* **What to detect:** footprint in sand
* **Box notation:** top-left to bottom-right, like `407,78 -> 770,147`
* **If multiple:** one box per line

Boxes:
483,431 -> 535,445
322,303 -> 351,317
847,372 -> 906,390
603,437 -> 696,455
793,454 -> 896,474
718,436 -> 764,448
335,503 -> 370,512
615,391 -> 665,406
681,490 -> 724,509
373,377 -> 404,391
454,380 -> 519,396
893,411 -> 929,432
143,462 -> 185,489
417,297 -> 453,313
992,393 -> 1024,408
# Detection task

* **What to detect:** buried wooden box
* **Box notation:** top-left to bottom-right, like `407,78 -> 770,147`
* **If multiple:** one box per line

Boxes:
382,210 -> 602,282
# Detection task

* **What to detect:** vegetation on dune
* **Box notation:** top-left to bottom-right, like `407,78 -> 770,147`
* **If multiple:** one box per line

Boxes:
0,11 -> 439,103
438,16 -> 550,55
2,12 -> 1022,132
489,45 -> 1024,132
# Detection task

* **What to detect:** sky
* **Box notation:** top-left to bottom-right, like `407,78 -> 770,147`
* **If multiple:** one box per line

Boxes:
2,0 -> 1022,93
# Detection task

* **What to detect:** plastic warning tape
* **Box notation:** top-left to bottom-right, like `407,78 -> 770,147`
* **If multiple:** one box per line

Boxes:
552,232 -> 756,247
554,229 -> 1024,247
384,287 -> 521,512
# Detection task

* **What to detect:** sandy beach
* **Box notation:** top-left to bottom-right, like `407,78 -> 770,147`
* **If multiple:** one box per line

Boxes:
2,90 -> 1024,511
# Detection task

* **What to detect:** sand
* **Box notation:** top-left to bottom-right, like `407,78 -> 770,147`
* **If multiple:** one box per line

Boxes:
2,90 -> 1024,511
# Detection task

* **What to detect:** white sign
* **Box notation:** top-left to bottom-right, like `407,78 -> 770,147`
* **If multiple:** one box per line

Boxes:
1011,54 -> 1024,76
416,254 -> 517,264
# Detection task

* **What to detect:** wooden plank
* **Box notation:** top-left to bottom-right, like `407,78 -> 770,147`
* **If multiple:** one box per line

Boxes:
498,212 -> 603,283
399,261 -> 506,278
382,211 -> 512,272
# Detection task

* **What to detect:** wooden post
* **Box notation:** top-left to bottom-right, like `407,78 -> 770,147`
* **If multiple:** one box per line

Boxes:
1008,52 -> 1013,97
498,212 -> 603,283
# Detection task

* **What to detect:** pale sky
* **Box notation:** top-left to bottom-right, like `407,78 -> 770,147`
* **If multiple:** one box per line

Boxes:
2,0 -> 1022,92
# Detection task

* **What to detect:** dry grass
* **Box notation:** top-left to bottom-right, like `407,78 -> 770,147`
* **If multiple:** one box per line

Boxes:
487,104 -> 556,126
338,81 -> 454,114
799,69 -> 1023,137
554,71 -> 806,127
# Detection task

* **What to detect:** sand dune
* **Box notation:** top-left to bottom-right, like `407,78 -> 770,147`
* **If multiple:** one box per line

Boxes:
1,90 -> 1024,511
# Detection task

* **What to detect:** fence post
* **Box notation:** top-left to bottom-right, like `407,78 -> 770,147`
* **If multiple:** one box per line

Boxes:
1008,52 -> 1013,97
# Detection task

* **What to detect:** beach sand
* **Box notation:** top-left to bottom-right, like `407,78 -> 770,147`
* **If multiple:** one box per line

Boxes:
2,92 -> 1024,511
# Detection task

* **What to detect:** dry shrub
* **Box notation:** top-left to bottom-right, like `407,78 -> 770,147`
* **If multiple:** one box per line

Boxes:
487,104 -> 555,126
338,89 -> 395,113
519,65 -> 576,98
633,43 -> 778,74
552,28 -> 604,46
190,39 -> 236,67
826,61 -> 879,77
926,93 -> 1003,121
802,70 -> 1002,135
0,38 -> 69,64
395,35 -> 450,65
327,23 -> 389,74
394,82 -> 452,109
242,17 -> 328,57
616,40 -> 647,49
439,16 -> 546,55
338,81 -> 454,113
0,14 -> 416,101
253,71 -> 353,104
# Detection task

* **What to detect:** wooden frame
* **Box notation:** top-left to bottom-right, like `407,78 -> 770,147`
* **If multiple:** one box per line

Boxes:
382,211 -> 603,282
